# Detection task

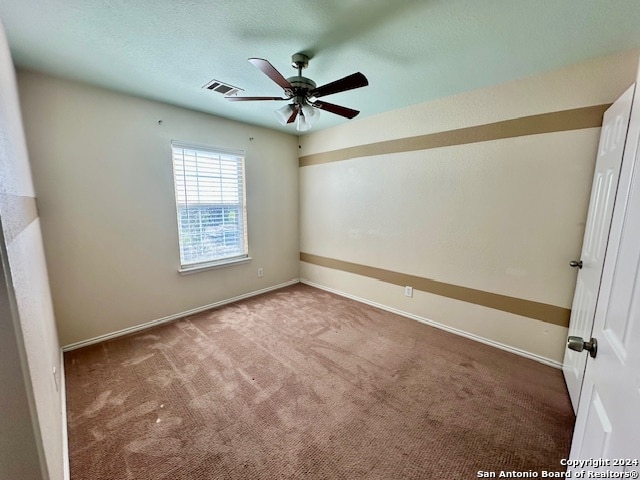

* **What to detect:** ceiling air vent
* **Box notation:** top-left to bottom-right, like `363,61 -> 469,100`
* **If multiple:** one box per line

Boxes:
202,79 -> 243,96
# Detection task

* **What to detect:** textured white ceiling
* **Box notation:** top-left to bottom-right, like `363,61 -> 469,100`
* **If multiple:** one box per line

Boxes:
1,0 -> 640,134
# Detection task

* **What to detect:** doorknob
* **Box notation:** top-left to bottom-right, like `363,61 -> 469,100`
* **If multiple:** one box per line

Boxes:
567,336 -> 598,358
569,260 -> 583,269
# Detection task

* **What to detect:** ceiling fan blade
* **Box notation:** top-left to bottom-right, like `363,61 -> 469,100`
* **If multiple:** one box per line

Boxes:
287,107 -> 299,124
312,100 -> 360,119
310,72 -> 368,98
248,58 -> 293,91
225,96 -> 288,101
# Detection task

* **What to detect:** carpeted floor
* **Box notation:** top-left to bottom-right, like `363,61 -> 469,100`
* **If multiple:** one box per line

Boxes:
64,283 -> 575,479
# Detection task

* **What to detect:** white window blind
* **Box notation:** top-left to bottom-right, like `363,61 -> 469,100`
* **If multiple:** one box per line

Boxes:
171,141 -> 248,269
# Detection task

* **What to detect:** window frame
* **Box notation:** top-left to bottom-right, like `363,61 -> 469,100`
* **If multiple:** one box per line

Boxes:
170,140 -> 250,275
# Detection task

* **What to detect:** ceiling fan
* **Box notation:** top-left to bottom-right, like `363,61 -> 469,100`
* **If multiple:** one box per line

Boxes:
226,53 -> 368,131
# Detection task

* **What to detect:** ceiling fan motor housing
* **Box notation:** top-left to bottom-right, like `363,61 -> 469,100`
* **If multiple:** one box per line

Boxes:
286,76 -> 316,99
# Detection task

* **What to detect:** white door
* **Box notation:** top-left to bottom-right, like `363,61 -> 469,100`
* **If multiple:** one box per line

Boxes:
568,79 -> 640,469
563,85 -> 635,411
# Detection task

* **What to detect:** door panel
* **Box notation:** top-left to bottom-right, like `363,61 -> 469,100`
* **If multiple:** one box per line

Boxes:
570,180 -> 640,465
569,76 -> 640,467
563,85 -> 634,411
576,386 -> 612,459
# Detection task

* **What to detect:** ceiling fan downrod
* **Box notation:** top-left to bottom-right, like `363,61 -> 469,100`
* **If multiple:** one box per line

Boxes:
286,53 -> 316,99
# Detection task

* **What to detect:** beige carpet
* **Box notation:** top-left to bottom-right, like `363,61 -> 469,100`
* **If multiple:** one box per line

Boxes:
65,284 -> 574,479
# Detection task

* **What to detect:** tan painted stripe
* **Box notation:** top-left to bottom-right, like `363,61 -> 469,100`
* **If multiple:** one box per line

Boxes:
299,104 -> 610,167
0,194 -> 38,244
300,252 -> 570,327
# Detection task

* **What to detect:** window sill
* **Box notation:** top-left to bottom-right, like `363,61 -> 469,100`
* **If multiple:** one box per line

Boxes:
178,256 -> 252,275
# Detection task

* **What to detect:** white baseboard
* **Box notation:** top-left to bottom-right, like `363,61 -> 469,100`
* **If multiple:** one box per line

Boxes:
62,279 -> 300,351
300,278 -> 563,370
61,276 -> 562,369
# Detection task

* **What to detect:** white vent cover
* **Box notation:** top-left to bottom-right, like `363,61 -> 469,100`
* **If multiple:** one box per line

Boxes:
202,79 -> 243,96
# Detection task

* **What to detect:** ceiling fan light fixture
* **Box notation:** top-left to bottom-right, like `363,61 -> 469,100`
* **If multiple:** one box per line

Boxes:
300,102 -> 320,126
296,113 -> 312,132
275,104 -> 295,125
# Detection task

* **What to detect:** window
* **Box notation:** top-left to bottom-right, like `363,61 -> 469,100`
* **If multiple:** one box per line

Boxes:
171,141 -> 248,272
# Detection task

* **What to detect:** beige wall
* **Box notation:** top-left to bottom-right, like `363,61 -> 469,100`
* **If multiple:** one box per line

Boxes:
18,71 -> 300,346
299,50 -> 640,365
14,49 -> 640,367
0,21 -> 63,480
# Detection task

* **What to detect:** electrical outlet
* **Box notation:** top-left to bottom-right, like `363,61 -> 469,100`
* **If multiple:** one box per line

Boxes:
404,286 -> 413,298
257,268 -> 264,278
